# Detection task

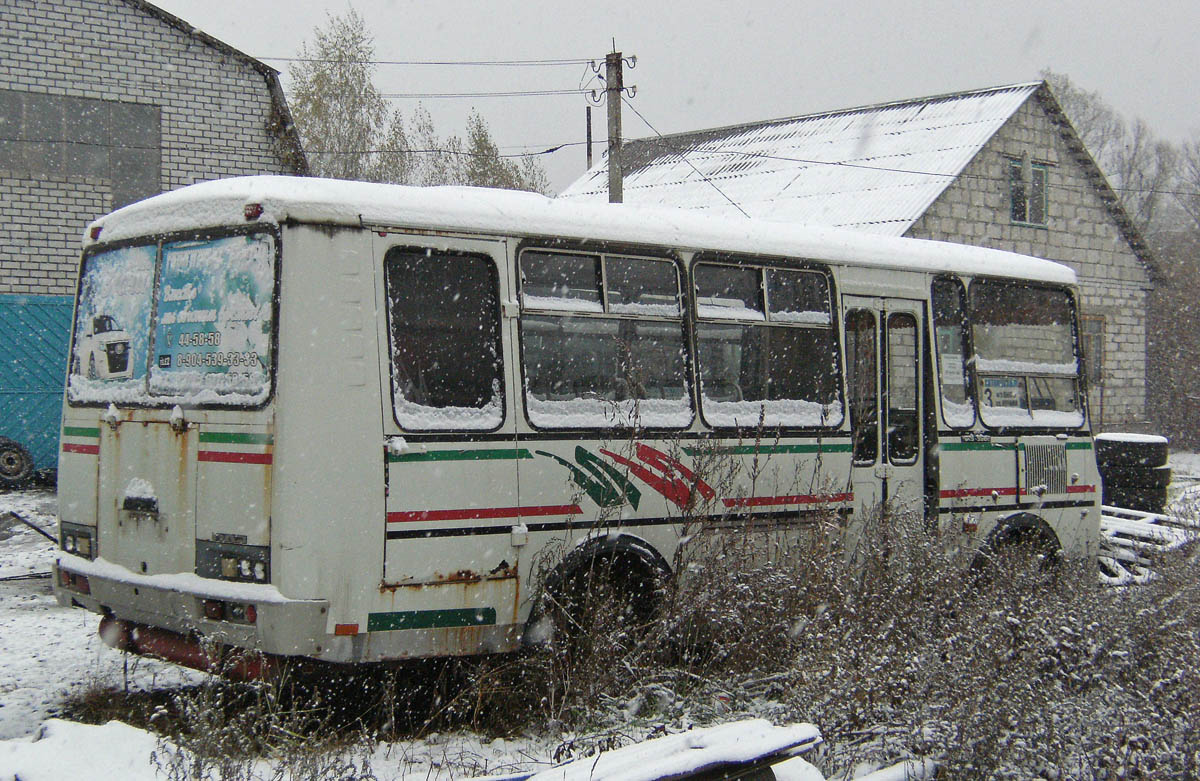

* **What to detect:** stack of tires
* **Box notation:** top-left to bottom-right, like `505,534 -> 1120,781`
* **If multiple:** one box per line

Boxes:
1095,433 -> 1171,514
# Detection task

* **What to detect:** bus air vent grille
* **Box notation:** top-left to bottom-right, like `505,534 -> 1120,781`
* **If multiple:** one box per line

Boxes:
1024,444 -> 1068,495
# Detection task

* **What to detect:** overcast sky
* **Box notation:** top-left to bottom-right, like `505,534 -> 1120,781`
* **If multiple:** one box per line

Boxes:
151,0 -> 1199,193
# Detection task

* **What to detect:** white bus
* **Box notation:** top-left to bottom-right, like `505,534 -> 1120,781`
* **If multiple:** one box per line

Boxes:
54,176 -> 1100,673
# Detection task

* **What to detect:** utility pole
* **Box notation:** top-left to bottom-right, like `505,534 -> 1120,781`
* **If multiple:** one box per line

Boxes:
586,105 -> 593,170
605,50 -> 623,203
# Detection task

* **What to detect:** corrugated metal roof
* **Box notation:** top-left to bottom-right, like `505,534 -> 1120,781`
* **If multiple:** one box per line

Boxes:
559,83 -> 1041,235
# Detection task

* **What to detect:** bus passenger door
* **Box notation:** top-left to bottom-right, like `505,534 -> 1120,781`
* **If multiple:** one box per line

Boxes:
374,236 -> 522,593
843,297 -> 925,524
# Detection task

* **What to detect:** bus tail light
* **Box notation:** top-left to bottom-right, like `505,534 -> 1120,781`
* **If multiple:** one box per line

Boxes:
59,570 -> 90,594
203,599 -> 257,624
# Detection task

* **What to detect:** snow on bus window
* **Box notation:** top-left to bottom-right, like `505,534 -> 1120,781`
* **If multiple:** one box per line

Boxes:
149,233 -> 275,405
385,249 -> 504,431
520,250 -> 603,312
694,264 -> 764,321
605,256 -> 681,317
766,269 -> 831,325
522,315 -> 691,428
68,243 -> 156,404
695,262 -> 841,429
519,249 -> 690,429
969,280 -> 1083,428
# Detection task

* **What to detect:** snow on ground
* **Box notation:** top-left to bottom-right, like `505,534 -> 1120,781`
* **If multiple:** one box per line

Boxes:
1,489 -> 831,780
14,454 -> 1195,780
0,490 -> 200,742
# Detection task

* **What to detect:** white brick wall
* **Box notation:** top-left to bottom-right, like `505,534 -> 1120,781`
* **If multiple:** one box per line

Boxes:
907,97 -> 1151,431
0,174 -> 110,294
0,0 -> 300,294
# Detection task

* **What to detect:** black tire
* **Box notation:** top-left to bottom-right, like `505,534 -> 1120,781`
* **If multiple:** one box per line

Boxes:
1105,486 -> 1168,514
972,515 -> 1062,585
1101,465 -> 1172,490
533,539 -> 668,651
0,437 -> 35,491
1094,436 -> 1168,469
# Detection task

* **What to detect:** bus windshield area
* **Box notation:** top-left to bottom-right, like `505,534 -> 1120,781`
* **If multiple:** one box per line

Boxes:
67,231 -> 276,407
968,280 -> 1083,429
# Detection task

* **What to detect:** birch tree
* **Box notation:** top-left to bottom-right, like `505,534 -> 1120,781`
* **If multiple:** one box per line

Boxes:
287,10 -> 548,192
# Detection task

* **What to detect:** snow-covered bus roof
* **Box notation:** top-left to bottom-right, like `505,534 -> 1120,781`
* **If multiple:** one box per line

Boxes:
84,176 -> 1076,285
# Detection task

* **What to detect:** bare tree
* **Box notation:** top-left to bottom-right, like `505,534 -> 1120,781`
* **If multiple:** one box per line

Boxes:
287,10 -> 548,192
1043,71 -> 1177,238
287,8 -> 400,181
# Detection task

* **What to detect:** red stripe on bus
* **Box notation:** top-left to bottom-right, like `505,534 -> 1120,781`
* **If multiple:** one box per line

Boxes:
940,487 -> 1020,499
387,504 -> 582,524
722,493 -> 853,508
197,450 -> 273,465
62,443 -> 99,455
1066,485 -> 1097,494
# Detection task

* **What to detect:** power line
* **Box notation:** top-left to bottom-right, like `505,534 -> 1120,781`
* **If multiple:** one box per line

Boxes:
380,89 -> 587,99
260,56 -> 597,67
2,132 -> 1198,199
0,135 -> 581,159
620,96 -> 751,218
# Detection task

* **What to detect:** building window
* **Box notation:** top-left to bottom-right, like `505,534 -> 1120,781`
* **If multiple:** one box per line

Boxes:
1080,316 -> 1104,386
1009,157 -> 1048,225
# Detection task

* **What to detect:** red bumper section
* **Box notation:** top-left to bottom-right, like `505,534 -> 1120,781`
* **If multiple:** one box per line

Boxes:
99,615 -> 277,680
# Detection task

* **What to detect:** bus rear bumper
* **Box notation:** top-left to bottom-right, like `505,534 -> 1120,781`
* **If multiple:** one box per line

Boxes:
53,554 -> 329,661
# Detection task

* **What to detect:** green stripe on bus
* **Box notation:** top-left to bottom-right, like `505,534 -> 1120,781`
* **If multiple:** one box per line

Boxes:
682,443 -> 852,456
940,442 -> 1015,451
62,426 -> 100,439
199,431 -> 274,445
1065,442 -> 1093,450
388,449 -> 534,463
366,607 -> 497,632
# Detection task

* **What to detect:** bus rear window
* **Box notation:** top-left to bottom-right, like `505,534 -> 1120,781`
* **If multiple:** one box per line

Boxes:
68,231 -> 276,407
149,235 -> 275,402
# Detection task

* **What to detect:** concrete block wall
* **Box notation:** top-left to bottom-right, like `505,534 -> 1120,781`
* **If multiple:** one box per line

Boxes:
0,0 -> 301,296
907,96 -> 1150,431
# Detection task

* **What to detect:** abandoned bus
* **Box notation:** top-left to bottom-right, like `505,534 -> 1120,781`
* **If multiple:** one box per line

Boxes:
54,176 -> 1101,671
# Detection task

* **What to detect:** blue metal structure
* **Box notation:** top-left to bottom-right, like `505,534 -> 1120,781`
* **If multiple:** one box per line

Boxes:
0,293 -> 74,480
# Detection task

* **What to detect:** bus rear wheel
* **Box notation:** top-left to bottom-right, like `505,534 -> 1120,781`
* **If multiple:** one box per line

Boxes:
532,539 -> 668,655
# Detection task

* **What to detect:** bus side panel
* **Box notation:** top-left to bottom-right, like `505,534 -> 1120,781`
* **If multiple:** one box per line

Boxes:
271,225 -> 384,641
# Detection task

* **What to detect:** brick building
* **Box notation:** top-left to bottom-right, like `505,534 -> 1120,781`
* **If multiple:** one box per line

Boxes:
561,82 -> 1152,432
1,0 -> 307,297
0,0 -> 307,479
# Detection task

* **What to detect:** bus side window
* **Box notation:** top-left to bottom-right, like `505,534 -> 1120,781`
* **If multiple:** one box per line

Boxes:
519,250 -> 689,429
384,249 -> 504,431
931,276 -> 975,428
694,263 -> 841,429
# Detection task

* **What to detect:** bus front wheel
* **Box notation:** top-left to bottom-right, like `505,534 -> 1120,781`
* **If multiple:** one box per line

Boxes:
972,514 -> 1062,585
